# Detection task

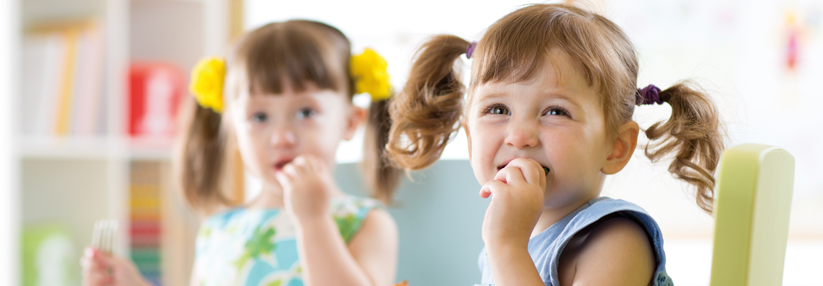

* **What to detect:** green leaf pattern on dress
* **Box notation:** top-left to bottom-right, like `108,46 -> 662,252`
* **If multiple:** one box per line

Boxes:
233,226 -> 276,273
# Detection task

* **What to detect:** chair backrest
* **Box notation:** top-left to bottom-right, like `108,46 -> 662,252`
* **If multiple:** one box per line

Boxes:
710,144 -> 795,286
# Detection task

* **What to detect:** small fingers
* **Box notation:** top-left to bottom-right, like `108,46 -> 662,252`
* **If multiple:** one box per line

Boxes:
281,161 -> 300,178
493,167 -> 508,184
275,171 -> 293,189
479,187 -> 491,199
480,180 -> 508,199
81,248 -> 111,286
505,158 -> 544,187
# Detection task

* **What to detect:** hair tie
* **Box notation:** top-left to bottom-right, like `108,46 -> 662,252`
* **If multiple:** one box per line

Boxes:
636,84 -> 663,105
351,48 -> 392,102
466,41 -> 478,59
190,57 -> 226,113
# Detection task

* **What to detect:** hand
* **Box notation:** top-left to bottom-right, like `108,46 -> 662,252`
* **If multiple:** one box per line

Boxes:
479,158 -> 546,248
80,247 -> 150,286
275,155 -> 336,224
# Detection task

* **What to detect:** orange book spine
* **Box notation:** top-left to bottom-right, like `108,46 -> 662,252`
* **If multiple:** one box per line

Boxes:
54,29 -> 78,135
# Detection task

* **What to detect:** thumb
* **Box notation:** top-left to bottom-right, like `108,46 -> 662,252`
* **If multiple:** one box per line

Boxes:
274,171 -> 292,190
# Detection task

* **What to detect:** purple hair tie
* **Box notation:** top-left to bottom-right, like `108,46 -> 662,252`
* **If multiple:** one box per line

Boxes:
637,84 -> 663,105
466,41 -> 478,59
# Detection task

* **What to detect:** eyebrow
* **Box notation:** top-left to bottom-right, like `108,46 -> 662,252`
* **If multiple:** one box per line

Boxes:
475,90 -> 581,106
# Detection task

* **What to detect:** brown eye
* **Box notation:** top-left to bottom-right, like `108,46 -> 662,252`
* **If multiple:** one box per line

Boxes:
486,104 -> 510,115
543,106 -> 571,118
546,109 -> 566,116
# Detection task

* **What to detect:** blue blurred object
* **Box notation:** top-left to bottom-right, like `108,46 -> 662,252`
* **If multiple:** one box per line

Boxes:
335,160 -> 489,286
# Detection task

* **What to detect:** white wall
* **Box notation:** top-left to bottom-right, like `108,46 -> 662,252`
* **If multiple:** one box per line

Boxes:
1,0 -> 21,284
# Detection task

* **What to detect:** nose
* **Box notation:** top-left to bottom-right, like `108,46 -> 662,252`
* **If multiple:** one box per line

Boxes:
269,123 -> 297,148
505,120 -> 539,149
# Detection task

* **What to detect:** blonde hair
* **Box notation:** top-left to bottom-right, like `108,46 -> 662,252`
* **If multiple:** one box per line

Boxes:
175,20 -> 401,214
387,4 -> 724,213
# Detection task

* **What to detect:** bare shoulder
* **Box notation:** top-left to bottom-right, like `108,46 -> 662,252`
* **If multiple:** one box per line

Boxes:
347,208 -> 399,285
559,217 -> 655,286
355,208 -> 398,240
347,208 -> 398,262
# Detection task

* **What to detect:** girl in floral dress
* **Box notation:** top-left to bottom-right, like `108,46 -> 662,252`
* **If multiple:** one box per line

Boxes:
81,20 -> 401,286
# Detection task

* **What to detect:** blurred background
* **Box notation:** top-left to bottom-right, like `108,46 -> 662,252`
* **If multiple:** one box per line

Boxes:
0,0 -> 821,285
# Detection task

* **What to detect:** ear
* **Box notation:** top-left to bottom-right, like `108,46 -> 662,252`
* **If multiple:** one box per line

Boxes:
343,105 -> 367,141
602,120 -> 639,174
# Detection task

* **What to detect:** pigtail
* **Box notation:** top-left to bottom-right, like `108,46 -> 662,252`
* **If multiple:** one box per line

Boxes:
386,35 -> 471,170
363,98 -> 403,204
173,99 -> 231,215
642,81 -> 725,213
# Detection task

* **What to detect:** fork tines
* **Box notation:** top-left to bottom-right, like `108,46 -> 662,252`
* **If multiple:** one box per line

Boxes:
92,219 -> 119,254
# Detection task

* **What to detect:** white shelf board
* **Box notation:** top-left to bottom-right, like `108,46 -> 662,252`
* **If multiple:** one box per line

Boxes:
17,136 -> 114,159
17,135 -> 173,160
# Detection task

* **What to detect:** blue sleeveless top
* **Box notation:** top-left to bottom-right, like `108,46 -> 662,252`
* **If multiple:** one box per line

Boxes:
476,197 -> 674,286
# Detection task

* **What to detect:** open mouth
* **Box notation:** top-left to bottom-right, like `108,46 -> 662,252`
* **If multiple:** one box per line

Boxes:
273,159 -> 293,171
497,162 -> 550,175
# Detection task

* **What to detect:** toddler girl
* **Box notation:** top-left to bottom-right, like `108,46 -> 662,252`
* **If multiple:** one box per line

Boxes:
81,20 -> 401,286
387,4 -> 723,286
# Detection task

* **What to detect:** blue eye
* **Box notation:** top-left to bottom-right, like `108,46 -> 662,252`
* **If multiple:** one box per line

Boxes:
250,112 -> 268,123
485,104 -> 510,115
296,108 -> 316,119
543,106 -> 570,117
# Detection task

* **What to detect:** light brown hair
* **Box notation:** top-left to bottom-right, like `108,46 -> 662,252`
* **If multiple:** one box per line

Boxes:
175,20 -> 401,215
387,4 -> 724,213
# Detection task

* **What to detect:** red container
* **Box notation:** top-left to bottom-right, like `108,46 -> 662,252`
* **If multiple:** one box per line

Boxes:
128,63 -> 185,137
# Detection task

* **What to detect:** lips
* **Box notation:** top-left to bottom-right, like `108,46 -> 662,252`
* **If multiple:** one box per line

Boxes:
273,158 -> 294,171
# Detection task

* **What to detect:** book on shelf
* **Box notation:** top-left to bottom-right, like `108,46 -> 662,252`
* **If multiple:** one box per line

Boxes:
130,161 -> 163,285
21,20 -> 106,138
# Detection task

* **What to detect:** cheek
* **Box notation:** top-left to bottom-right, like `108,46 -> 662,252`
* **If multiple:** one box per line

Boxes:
234,128 -> 268,175
300,121 -> 341,163
466,124 -> 498,183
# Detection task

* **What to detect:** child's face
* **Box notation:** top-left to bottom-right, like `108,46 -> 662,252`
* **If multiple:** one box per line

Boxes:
231,83 -> 361,187
465,49 -> 613,207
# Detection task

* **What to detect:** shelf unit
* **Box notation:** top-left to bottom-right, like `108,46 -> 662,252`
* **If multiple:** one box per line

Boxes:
7,0 -> 234,285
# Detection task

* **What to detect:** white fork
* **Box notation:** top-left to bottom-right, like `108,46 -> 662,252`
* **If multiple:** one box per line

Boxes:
91,219 -> 119,254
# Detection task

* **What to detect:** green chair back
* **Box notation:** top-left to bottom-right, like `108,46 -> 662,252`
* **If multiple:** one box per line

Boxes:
710,144 -> 795,286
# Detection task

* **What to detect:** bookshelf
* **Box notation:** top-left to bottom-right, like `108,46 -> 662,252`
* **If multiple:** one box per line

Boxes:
6,0 -> 235,285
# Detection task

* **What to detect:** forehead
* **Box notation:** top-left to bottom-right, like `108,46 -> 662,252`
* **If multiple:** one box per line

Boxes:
472,49 -> 597,103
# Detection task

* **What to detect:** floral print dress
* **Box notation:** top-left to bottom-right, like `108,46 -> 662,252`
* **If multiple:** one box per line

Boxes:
194,195 -> 380,286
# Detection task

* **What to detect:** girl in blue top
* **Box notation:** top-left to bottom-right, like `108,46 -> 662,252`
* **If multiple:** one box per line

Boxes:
81,20 -> 402,286
387,4 -> 724,286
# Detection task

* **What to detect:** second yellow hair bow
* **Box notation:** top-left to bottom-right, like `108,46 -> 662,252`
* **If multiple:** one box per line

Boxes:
350,48 -> 392,102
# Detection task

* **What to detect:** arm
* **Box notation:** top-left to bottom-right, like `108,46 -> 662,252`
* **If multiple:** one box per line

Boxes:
558,218 -> 655,286
189,265 -> 200,286
277,156 -> 397,286
346,209 -> 399,285
479,158 -> 547,286
486,244 -> 546,286
297,208 -> 398,286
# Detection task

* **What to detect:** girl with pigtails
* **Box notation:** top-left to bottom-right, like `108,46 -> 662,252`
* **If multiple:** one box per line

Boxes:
387,4 -> 723,286
81,20 -> 401,286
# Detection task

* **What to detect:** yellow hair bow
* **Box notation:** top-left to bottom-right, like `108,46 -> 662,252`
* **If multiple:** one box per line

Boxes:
189,57 -> 226,113
350,48 -> 392,101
